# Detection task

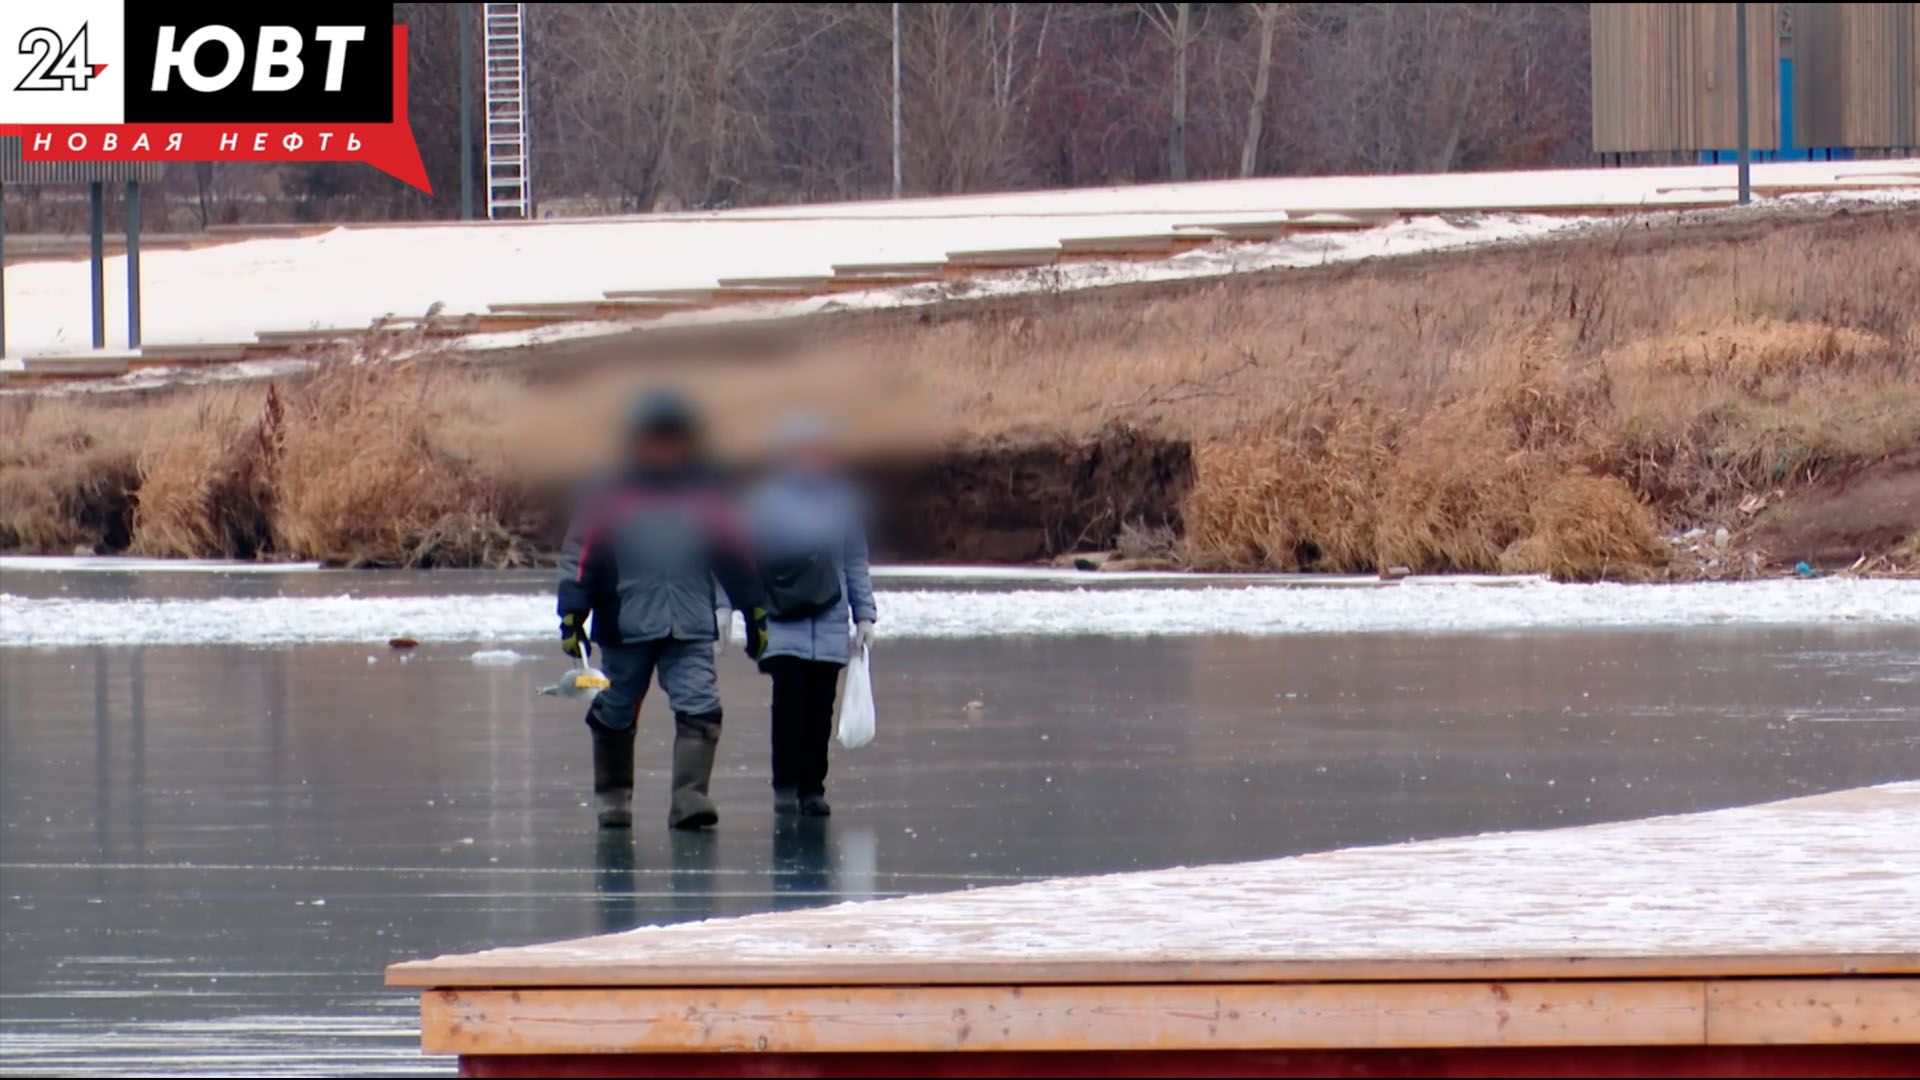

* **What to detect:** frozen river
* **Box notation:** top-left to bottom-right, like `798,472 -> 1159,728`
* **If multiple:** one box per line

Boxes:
2,566 -> 1919,1076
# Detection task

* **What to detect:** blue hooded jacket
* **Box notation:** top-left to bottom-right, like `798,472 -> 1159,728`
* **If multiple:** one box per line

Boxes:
743,467 -> 876,664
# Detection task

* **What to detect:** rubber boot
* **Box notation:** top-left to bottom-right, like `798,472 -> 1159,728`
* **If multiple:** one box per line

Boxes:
668,711 -> 722,830
590,714 -> 637,830
596,788 -> 633,829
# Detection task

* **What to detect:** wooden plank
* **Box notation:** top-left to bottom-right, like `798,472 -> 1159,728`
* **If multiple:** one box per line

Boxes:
1058,234 -> 1180,256
944,247 -> 1059,270
710,286 -> 822,302
18,355 -> 134,377
1707,979 -> 1920,1045
603,288 -> 717,303
386,951 -> 1920,991
492,299 -> 702,320
1183,220 -> 1289,241
824,275 -> 940,292
136,343 -> 252,362
252,328 -> 360,346
1169,231 -> 1224,253
830,261 -> 947,276
487,301 -> 605,317
715,275 -> 831,290
1281,210 -> 1404,227
421,981 -> 1707,1056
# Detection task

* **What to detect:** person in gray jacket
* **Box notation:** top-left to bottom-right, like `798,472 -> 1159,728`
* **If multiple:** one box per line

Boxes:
558,389 -> 768,830
743,415 -> 877,817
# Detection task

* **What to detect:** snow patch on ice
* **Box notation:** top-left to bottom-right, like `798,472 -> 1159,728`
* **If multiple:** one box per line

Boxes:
2,577 -> 1916,648
467,648 -> 531,666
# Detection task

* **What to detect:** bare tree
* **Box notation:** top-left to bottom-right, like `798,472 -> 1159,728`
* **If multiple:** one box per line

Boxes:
897,4 -> 1056,193
1140,3 -> 1199,180
5,2 -> 1596,226
1239,3 -> 1284,177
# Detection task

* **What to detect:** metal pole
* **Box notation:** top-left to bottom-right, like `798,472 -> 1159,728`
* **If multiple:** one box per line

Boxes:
125,180 -> 141,348
89,180 -> 105,349
460,2 -> 475,220
890,2 -> 902,198
1735,2 -> 1752,205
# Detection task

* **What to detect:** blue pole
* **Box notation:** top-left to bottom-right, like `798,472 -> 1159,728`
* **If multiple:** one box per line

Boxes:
89,181 -> 105,348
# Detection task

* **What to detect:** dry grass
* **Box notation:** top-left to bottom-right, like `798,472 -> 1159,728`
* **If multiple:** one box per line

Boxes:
1499,475 -> 1668,582
2,206 -> 1915,576
875,207 -> 1920,577
0,398 -> 149,553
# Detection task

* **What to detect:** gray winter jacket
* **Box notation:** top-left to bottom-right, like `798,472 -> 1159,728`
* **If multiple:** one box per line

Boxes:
558,467 -> 764,645
744,468 -> 876,665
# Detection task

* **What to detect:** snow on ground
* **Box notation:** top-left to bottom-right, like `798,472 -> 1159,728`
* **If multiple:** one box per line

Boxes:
6,159 -> 1915,358
2,577 -> 1916,648
396,782 -> 1920,975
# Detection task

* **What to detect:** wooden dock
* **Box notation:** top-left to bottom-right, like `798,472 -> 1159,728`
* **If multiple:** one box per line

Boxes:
389,783 -> 1920,1077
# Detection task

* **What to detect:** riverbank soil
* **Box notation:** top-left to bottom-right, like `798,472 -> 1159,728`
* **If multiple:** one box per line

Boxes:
2,204 -> 1915,576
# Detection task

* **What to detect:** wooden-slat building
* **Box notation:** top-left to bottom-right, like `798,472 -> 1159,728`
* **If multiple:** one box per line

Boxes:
1592,3 -> 1919,154
1792,3 -> 1920,147
1593,4 -> 1780,153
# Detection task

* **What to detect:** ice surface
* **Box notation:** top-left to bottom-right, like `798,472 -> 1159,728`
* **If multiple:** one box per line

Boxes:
3,577 -> 1916,647
0,555 -> 324,574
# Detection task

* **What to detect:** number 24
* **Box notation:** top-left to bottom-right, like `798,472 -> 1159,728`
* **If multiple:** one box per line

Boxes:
17,25 -> 95,91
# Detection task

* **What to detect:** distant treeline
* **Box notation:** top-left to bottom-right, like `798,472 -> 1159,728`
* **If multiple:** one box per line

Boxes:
3,3 -> 1594,231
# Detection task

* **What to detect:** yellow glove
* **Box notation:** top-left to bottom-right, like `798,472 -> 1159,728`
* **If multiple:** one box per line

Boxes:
559,612 -> 587,659
743,606 -> 769,660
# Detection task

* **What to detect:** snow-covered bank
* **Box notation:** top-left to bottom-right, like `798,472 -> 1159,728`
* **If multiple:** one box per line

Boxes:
3,578 -> 1917,648
455,213 -> 1589,354
7,158 -> 1915,361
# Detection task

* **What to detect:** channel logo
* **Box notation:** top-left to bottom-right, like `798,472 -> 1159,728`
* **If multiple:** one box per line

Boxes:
0,1 -> 427,190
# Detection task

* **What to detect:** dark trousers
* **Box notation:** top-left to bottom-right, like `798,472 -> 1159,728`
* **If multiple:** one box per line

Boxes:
586,639 -> 723,794
761,656 -> 841,797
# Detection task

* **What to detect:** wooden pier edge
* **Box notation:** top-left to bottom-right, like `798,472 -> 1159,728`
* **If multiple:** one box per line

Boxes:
386,951 -> 1920,989
421,978 -> 1920,1056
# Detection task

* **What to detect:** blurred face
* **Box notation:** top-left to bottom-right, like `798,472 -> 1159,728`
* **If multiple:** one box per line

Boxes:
784,437 -> 837,473
631,430 -> 693,472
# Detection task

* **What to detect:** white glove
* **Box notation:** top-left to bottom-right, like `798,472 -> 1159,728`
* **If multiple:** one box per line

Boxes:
713,607 -> 733,657
853,619 -> 875,654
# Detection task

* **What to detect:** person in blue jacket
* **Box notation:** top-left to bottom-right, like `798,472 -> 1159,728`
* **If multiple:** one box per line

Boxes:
742,414 -> 877,817
557,389 -> 768,830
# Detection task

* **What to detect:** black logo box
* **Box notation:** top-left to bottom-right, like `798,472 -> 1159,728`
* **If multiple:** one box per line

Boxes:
122,2 -> 394,123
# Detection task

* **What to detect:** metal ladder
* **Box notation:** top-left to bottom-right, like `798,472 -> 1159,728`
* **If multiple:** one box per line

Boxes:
483,2 -> 532,219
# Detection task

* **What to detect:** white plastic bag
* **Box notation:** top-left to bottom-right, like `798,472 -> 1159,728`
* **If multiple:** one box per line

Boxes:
836,645 -> 876,749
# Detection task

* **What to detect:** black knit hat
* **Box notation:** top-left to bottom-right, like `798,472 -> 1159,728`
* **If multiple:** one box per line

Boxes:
627,388 -> 700,440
